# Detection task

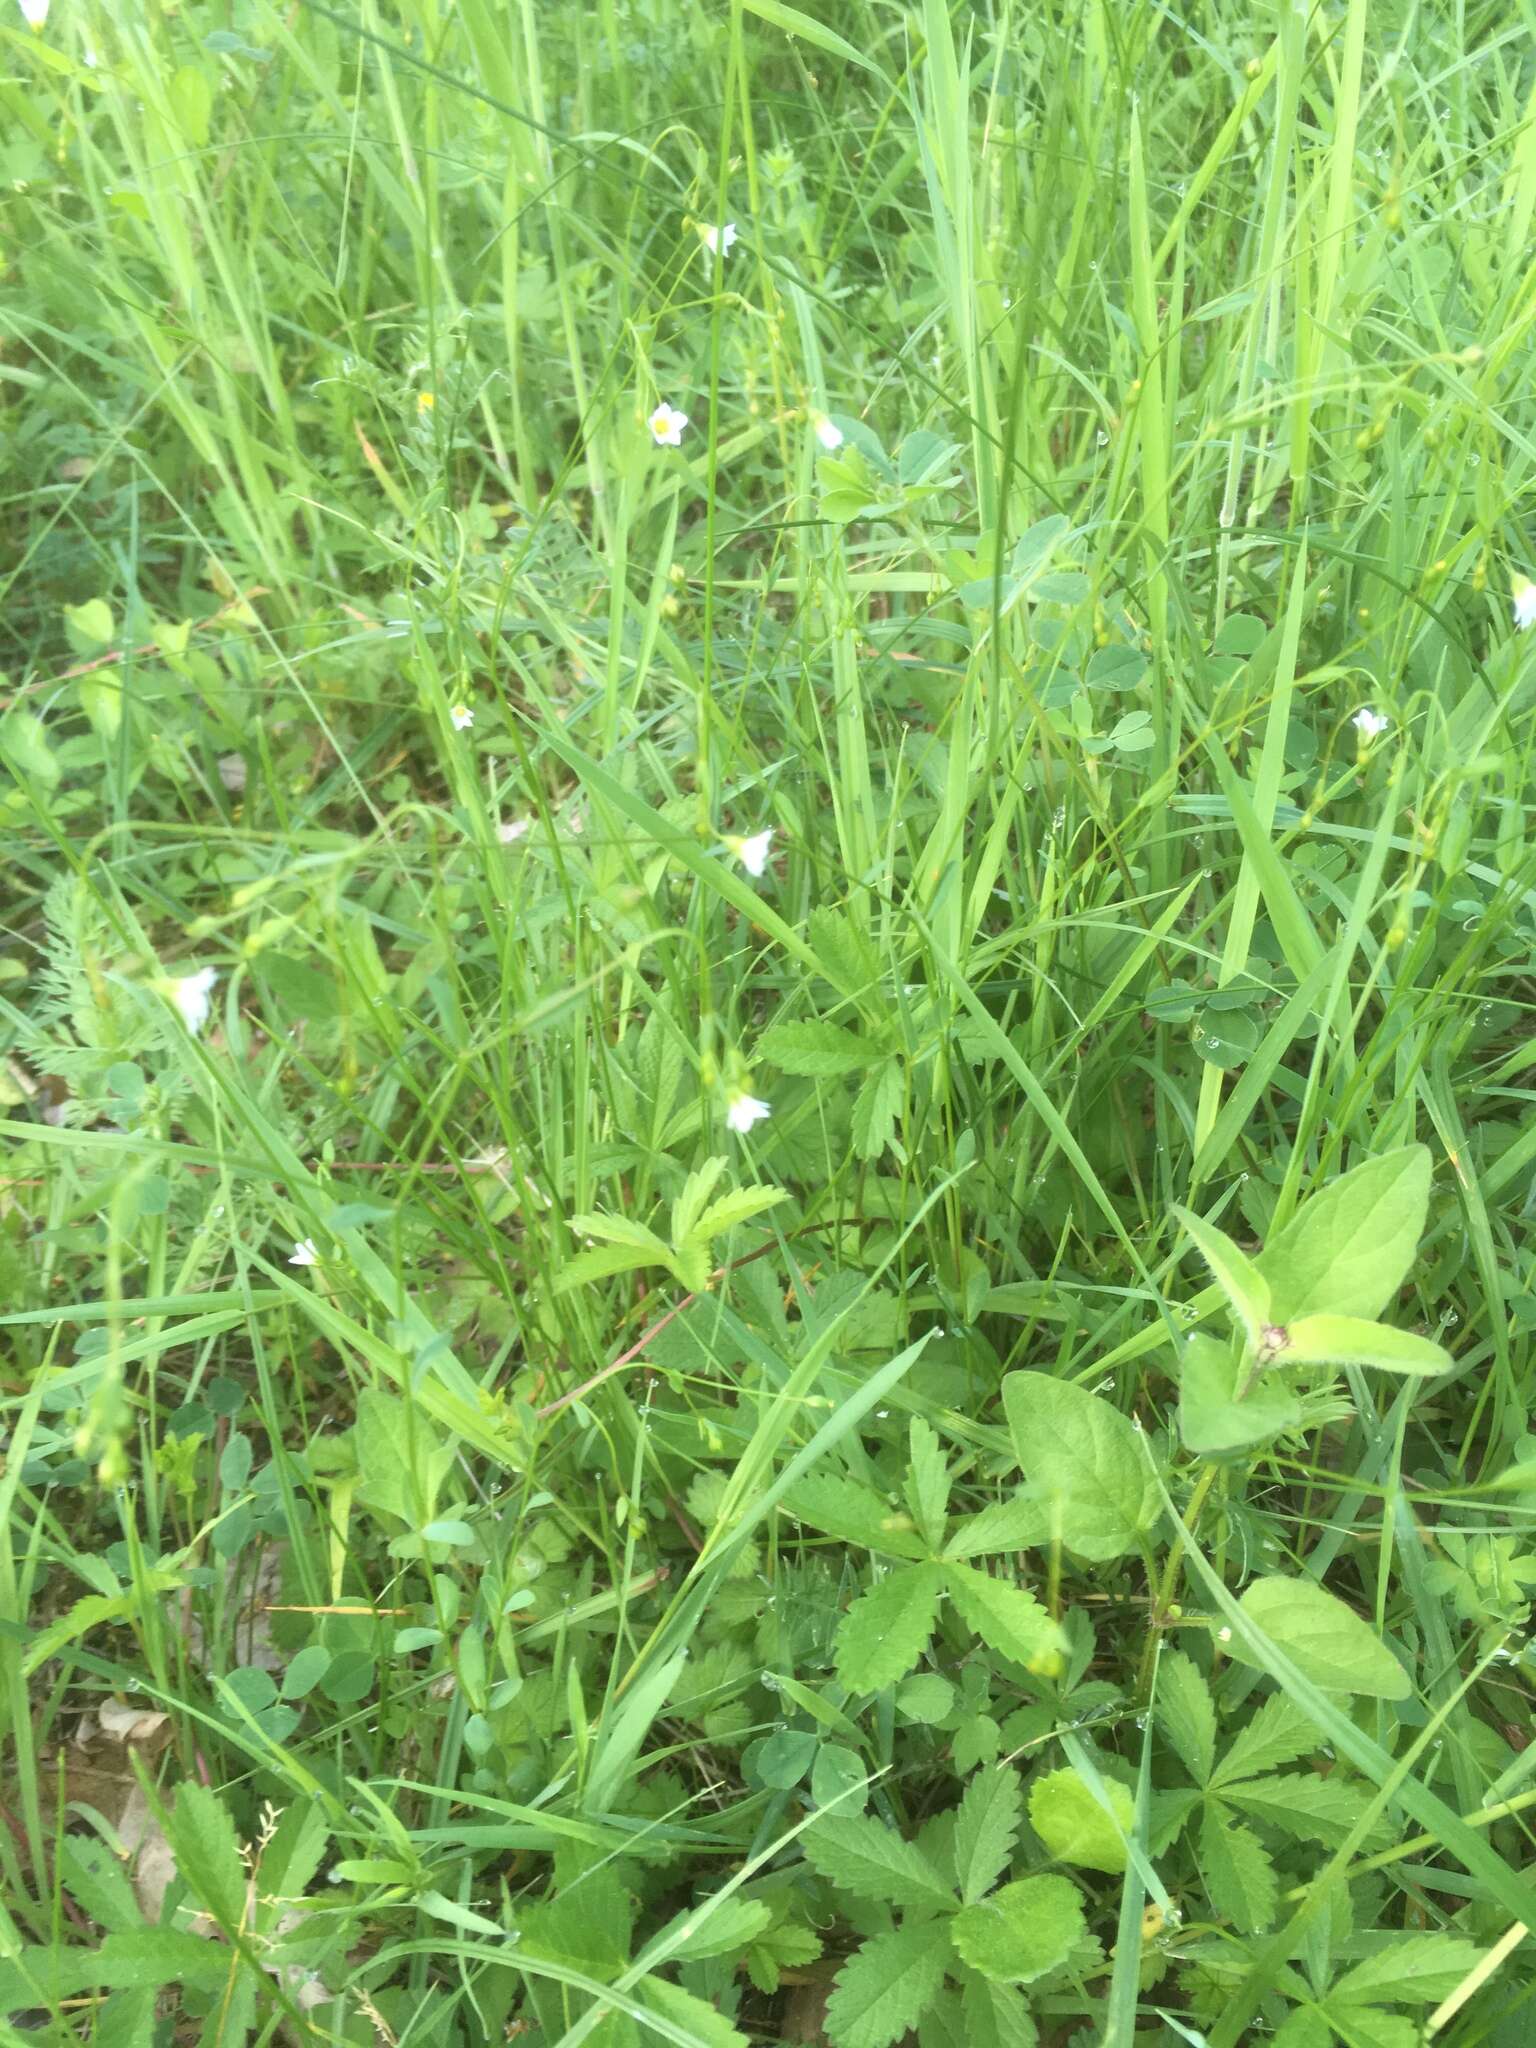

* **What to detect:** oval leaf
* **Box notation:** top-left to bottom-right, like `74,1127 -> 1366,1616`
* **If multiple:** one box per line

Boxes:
1002,1371 -> 1158,1560
1230,1575 -> 1410,1700
950,1874 -> 1085,1985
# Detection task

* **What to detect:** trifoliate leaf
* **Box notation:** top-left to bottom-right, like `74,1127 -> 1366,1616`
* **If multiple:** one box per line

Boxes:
1229,1575 -> 1410,1700
1027,1767 -> 1133,1874
833,1563 -> 946,1693
824,1920 -> 954,2048
802,1815 -> 954,1912
950,1875 -> 1085,1985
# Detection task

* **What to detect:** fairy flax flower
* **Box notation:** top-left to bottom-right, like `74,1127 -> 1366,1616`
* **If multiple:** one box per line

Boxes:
648,402 -> 688,447
726,1090 -> 772,1134
289,1239 -> 319,1268
170,966 -> 218,1033
450,703 -> 474,731
728,828 -> 774,877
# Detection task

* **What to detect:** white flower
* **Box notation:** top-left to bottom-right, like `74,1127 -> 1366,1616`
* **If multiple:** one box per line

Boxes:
498,817 -> 530,844
289,1239 -> 319,1268
170,966 -> 218,1033
814,415 -> 844,450
450,703 -> 474,731
1352,707 -> 1389,740
726,1090 -> 772,1134
701,222 -> 738,258
648,402 -> 688,447
1514,580 -> 1536,630
729,828 -> 774,877
18,0 -> 48,26
1217,1626 -> 1232,1644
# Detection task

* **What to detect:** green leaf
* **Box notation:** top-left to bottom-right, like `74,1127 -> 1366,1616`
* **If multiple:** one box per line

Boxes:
808,906 -> 881,997
64,597 -> 116,651
554,1244 -> 664,1292
164,1782 -> 247,1931
657,1896 -> 774,1962
1002,1371 -> 1159,1560
1277,1314 -> 1451,1376
670,1156 -> 729,1245
1210,1693 -> 1318,1789
1171,1204 -> 1270,1346
760,1019 -> 883,1077
1272,2012 -> 1333,2048
758,1729 -> 819,1789
824,1921 -> 953,2048
802,1815 -> 955,1912
944,1562 -> 1063,1674
904,1417 -> 950,1551
1229,1576 -> 1410,1700
852,1059 -> 903,1160
1253,1145 -> 1432,1321
897,1672 -> 955,1724
942,1497 -> 1051,1559
352,1389 -> 453,1527
1179,1334 -> 1302,1455
1222,1771 -> 1378,1847
640,1976 -> 750,2048
1197,1805 -> 1277,1932
834,1562 -> 946,1692
1329,1935 -> 1483,2006
783,1476 -> 929,1559
739,0 -> 889,82
746,1920 -> 823,1995
570,1211 -> 676,1258
1027,1767 -> 1133,1874
952,1767 -> 1024,1905
950,1875 -> 1085,1985
688,1183 -> 791,1244
1314,2010 -> 1417,2048
958,1976 -> 1039,2048
1156,1651 -> 1216,1785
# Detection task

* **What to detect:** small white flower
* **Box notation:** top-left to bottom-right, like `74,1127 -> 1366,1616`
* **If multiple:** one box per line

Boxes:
450,703 -> 474,731
18,0 -> 48,27
648,402 -> 688,447
1352,707 -> 1389,741
170,966 -> 218,1033
729,828 -> 774,877
498,817 -> 530,844
1514,580 -> 1536,630
1217,1626 -> 1233,1644
726,1090 -> 772,1134
701,222 -> 738,258
814,415 -> 844,451
289,1239 -> 319,1268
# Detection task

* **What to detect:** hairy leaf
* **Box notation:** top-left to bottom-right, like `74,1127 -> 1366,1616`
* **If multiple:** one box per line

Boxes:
802,1815 -> 954,1912
834,1563 -> 946,1693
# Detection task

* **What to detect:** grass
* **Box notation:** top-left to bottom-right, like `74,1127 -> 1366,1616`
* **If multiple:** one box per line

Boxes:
4,0 -> 1536,2041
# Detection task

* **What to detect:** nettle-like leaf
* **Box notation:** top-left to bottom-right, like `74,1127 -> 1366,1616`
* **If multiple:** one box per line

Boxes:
1229,1575 -> 1411,1701
833,1563 -> 946,1692
957,1975 -> 1040,2048
950,1875 -> 1085,1985
1210,1693 -> 1318,1788
1253,1144 -> 1431,1323
558,1166 -> 788,1296
1155,1650 -> 1216,1786
1026,1767 -> 1132,1874
944,1563 -> 1064,1674
904,1417 -> 950,1552
760,1019 -> 884,1076
852,1059 -> 903,1160
1197,1804 -> 1277,1933
952,1767 -> 1024,1906
784,1477 -> 928,1560
942,1497 -> 1051,1559
1002,1372 -> 1158,1561
802,1816 -> 955,1913
1327,1934 -> 1482,2007
824,1919 -> 954,2048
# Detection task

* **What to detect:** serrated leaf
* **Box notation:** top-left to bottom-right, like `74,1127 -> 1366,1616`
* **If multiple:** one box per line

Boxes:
553,1244 -> 662,1293
746,1920 -> 823,1995
944,1562 -> 1063,1674
1156,1651 -> 1216,1785
1172,1204 -> 1270,1345
1314,2009 -> 1417,2048
952,1766 -> 1023,1904
802,1815 -> 954,1911
657,1895 -> 773,1961
760,1019 -> 881,1076
670,1156 -> 729,1245
1002,1371 -> 1159,1560
959,1975 -> 1039,2048
687,1183 -> 791,1244
164,1782 -> 247,1931
904,1417 -> 950,1550
1222,1771 -> 1377,1847
942,1497 -> 1051,1559
834,1562 -> 946,1692
951,1875 -> 1084,1985
808,905 -> 881,997
1273,2010 -> 1333,2048
1210,1693 -> 1318,1788
1027,1767 -> 1132,1873
782,1476 -> 929,1559
1253,1145 -> 1431,1322
824,1920 -> 954,2048
852,1059 -> 903,1159
1179,1334 -> 1302,1455
1197,1805 -> 1277,1931
641,1975 -> 750,2048
1329,1935 -> 1484,2006
1277,1314 -> 1451,1376
1230,1576 -> 1410,1700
